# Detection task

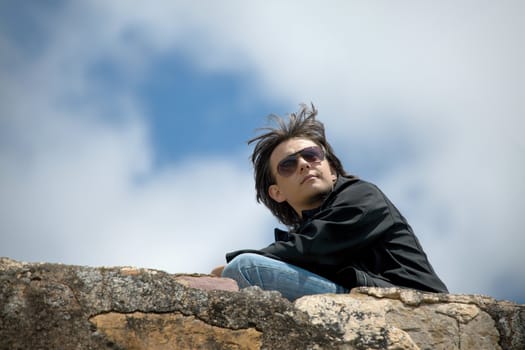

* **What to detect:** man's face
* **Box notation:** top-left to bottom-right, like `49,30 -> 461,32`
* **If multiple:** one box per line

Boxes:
268,137 -> 337,216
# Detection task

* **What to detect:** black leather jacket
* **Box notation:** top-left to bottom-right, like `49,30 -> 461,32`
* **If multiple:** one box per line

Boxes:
226,176 -> 448,293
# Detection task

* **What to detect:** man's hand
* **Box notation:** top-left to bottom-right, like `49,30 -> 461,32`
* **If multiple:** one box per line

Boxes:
210,265 -> 225,277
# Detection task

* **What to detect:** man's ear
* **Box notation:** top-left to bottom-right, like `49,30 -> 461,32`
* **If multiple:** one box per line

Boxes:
330,167 -> 337,182
268,184 -> 286,203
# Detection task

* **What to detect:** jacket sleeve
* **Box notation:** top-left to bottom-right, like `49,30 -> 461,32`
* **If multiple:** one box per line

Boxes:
255,182 -> 394,267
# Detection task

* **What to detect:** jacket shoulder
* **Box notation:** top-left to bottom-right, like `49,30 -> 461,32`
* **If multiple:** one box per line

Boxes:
334,177 -> 383,200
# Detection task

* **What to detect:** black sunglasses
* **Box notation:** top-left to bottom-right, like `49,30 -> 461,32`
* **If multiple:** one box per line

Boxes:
277,146 -> 325,177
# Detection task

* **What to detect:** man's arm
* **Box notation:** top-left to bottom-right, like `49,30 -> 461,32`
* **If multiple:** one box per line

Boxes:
227,181 -> 393,266
260,187 -> 391,265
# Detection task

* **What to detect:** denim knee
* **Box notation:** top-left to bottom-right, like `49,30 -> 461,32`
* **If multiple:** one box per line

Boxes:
221,253 -> 260,279
221,252 -> 348,300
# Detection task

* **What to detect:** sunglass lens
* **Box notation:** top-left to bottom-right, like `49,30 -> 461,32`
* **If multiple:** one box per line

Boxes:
278,157 -> 297,177
301,147 -> 323,162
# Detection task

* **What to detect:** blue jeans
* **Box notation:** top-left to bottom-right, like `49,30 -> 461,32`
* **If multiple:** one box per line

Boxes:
222,253 -> 348,301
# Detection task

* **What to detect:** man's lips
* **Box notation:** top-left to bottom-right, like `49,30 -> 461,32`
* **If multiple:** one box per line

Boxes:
301,174 -> 318,184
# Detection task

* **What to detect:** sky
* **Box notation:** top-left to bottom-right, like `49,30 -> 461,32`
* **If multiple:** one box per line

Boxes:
1,1 -> 524,304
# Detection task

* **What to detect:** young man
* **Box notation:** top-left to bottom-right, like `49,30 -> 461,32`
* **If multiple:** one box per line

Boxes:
212,104 -> 448,301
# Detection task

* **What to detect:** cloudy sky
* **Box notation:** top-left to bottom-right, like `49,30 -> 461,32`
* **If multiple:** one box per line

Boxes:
1,1 -> 523,304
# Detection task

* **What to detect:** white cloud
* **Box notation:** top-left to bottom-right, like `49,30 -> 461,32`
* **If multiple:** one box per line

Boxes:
0,87 -> 269,273
1,1 -> 524,301
0,3 -> 271,274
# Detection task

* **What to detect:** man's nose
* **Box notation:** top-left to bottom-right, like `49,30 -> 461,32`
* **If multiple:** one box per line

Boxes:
297,156 -> 311,173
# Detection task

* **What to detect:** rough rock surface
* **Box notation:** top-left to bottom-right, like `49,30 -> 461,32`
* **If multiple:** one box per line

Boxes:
1,257 -> 523,350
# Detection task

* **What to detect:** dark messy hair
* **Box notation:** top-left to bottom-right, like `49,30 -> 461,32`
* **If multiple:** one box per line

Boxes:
248,103 -> 350,227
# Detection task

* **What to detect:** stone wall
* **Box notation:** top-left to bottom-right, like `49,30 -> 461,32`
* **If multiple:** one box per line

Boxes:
1,257 -> 523,349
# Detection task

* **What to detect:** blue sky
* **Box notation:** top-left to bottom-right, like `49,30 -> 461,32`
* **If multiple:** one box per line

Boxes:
1,1 -> 524,304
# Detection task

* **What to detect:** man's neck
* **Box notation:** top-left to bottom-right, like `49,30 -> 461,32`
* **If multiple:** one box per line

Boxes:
294,191 -> 331,219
